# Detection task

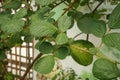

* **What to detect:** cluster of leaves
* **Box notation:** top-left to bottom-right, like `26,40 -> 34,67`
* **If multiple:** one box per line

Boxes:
0,0 -> 120,80
52,68 -> 78,80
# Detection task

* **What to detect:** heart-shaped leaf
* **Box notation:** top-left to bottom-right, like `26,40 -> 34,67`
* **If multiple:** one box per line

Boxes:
92,58 -> 119,80
34,55 -> 55,74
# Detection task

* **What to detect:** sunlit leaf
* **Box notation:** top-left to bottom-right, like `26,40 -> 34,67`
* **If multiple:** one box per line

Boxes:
70,40 -> 94,66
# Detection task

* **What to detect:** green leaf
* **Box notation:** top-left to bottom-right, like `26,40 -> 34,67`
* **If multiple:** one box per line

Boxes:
37,6 -> 51,15
102,33 -> 120,50
20,28 -> 30,36
77,17 -> 106,37
24,35 -> 33,43
108,3 -> 120,29
4,72 -> 14,80
0,13 -> 11,25
91,20 -> 106,37
54,46 -> 70,59
100,44 -> 120,63
35,0 -> 58,6
10,33 -> 23,46
39,42 -> 53,54
1,19 -> 24,33
56,33 -> 68,45
89,48 -> 98,55
3,0 -> 21,10
35,41 -> 43,50
70,40 -> 94,66
30,14 -> 57,38
58,16 -> 72,32
0,50 -> 6,61
34,55 -> 55,74
92,58 -> 119,80
69,11 -> 83,21
80,0 -> 90,6
13,8 -> 27,19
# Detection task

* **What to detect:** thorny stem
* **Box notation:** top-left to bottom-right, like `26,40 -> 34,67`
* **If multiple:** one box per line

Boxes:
20,53 -> 43,80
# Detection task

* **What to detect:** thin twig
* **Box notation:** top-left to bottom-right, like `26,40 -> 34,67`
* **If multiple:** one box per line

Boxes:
86,34 -> 89,41
85,0 -> 104,41
87,3 -> 92,12
63,1 -> 69,6
73,33 -> 83,39
20,53 -> 43,80
53,0 -> 67,8
61,0 -> 77,16
92,0 -> 105,13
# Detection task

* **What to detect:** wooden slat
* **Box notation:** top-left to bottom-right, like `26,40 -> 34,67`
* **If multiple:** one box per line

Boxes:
8,59 -> 31,68
7,41 -> 34,80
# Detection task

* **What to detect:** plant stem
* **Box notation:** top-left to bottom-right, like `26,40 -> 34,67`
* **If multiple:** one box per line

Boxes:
87,3 -> 92,12
92,0 -> 105,13
73,33 -> 83,39
86,34 -> 89,41
53,0 -> 67,8
20,53 -> 43,80
61,0 -> 77,16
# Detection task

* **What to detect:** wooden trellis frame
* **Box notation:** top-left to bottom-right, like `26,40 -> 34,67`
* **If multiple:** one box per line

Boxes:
6,41 -> 34,80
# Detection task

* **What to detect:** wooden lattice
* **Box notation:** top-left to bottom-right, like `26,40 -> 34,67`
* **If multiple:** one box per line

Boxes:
6,41 -> 34,80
